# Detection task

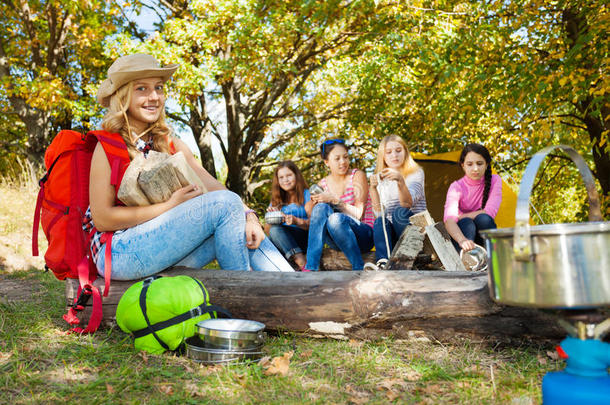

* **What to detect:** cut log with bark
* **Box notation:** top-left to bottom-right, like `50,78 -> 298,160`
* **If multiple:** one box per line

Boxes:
388,225 -> 424,269
426,222 -> 467,271
408,210 -> 438,262
118,151 -> 207,206
118,151 -> 167,206
65,267 -> 565,341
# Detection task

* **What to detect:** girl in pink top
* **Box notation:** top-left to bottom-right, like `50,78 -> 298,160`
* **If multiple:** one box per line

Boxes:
443,143 -> 502,252
304,139 -> 374,271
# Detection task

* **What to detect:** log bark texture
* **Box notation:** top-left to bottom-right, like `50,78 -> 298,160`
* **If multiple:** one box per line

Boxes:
118,151 -> 207,206
388,225 -> 424,269
66,267 -> 564,341
320,249 -> 376,270
426,222 -> 466,271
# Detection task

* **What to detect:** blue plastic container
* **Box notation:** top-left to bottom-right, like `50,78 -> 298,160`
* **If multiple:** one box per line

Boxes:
542,371 -> 610,404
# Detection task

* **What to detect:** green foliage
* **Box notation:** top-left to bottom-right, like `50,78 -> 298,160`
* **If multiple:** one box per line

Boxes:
1,0 -> 607,221
339,0 -> 609,220
0,0 -> 124,166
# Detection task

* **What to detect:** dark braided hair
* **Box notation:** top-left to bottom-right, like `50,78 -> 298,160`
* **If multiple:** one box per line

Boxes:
459,143 -> 493,209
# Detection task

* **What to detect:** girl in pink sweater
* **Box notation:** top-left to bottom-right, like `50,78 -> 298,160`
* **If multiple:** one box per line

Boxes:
443,143 -> 502,252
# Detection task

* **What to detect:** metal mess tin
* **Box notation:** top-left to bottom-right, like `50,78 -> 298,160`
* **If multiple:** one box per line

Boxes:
264,211 -> 284,225
185,336 -> 263,365
195,319 -> 266,350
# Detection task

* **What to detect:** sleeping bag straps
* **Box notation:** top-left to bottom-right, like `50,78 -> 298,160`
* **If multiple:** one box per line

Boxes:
133,276 -> 232,349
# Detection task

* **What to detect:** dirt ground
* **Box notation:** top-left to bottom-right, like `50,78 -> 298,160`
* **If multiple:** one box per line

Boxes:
0,275 -> 43,304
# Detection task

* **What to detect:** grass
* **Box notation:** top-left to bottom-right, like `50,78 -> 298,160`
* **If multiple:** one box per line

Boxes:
0,172 -> 564,404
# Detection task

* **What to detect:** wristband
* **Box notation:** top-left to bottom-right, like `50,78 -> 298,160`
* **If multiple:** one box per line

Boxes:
245,209 -> 258,219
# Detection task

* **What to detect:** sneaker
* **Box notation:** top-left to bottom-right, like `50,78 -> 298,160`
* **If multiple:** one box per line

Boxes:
363,262 -> 379,271
376,258 -> 389,270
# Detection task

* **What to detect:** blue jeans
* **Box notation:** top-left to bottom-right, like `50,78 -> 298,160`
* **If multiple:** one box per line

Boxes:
373,206 -> 413,261
268,225 -> 308,260
96,190 -> 293,280
452,213 -> 497,251
305,203 -> 374,271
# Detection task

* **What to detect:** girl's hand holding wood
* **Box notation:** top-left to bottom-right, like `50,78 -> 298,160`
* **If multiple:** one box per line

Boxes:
168,184 -> 203,207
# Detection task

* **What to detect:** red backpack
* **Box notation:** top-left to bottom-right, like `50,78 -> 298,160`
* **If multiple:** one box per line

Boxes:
32,130 -> 130,333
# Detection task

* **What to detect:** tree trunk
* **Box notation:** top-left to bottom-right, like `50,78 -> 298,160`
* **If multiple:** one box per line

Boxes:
22,109 -> 52,165
188,96 -> 217,178
65,268 -> 566,341
221,73 -> 249,197
583,109 -> 610,197
563,6 -> 610,198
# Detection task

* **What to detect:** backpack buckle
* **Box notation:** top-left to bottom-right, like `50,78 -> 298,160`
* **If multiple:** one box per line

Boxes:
72,286 -> 93,311
189,306 -> 203,318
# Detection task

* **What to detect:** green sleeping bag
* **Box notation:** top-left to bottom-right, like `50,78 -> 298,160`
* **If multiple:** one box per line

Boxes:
116,275 -> 229,354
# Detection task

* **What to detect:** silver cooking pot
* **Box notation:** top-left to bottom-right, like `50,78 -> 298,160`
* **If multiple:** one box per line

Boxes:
481,145 -> 610,308
195,319 -> 266,350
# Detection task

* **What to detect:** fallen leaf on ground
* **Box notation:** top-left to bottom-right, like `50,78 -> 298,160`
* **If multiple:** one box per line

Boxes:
300,349 -> 313,359
377,378 -> 406,401
157,384 -> 174,395
537,355 -> 548,365
546,350 -> 560,360
235,372 -> 248,387
261,351 -> 293,376
385,390 -> 400,401
185,382 -> 205,397
199,364 -> 224,376
377,378 -> 407,391
421,383 -> 443,395
345,384 -> 371,404
138,351 -> 149,364
348,339 -> 363,348
106,384 -> 115,394
404,368 -> 422,381
0,352 -> 12,364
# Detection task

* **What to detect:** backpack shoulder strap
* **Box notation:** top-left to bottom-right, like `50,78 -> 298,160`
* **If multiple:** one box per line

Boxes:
87,131 -> 130,187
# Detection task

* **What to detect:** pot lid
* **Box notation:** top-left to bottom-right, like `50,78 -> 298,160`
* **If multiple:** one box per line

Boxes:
481,221 -> 610,238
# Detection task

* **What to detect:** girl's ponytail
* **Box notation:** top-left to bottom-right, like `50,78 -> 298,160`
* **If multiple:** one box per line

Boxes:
481,165 -> 492,209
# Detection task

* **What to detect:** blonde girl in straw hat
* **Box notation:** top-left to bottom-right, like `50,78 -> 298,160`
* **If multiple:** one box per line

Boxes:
87,53 -> 293,279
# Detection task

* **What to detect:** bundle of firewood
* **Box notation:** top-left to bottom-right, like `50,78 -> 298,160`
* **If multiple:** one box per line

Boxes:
117,151 -> 207,206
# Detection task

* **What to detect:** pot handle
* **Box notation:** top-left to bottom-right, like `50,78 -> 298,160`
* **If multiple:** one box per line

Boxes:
513,144 -> 602,261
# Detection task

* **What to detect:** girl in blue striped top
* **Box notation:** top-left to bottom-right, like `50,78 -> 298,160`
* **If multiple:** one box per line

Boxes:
369,135 -> 427,268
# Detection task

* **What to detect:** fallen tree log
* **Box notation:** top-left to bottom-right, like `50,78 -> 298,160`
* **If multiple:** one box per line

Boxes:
66,267 -> 565,341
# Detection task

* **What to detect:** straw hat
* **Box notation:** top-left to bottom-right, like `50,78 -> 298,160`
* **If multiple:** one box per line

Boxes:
96,54 -> 179,107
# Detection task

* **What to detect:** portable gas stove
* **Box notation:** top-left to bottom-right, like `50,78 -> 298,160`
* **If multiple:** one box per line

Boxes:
482,145 -> 610,404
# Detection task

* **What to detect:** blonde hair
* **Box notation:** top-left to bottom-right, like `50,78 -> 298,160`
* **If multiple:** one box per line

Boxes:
101,82 -> 171,159
375,135 -> 420,177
